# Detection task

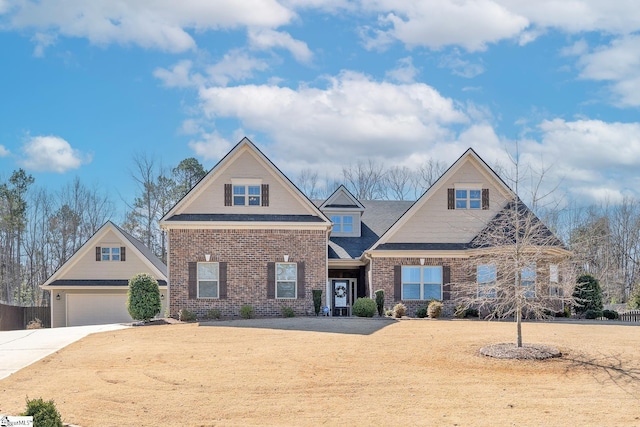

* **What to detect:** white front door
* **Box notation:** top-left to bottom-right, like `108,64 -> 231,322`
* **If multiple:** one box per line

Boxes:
332,279 -> 349,316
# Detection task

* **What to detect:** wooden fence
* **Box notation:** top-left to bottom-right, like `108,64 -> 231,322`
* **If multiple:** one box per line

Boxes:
619,310 -> 640,323
0,303 -> 51,330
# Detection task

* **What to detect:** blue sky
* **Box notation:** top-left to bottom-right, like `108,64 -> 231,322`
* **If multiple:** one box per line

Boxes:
1,1 -> 640,214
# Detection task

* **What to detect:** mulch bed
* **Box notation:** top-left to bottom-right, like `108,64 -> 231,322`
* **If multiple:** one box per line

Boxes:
480,342 -> 562,359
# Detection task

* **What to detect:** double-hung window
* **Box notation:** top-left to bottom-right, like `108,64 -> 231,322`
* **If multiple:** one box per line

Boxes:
331,215 -> 353,233
455,189 -> 481,209
549,264 -> 562,297
101,247 -> 120,261
401,266 -> 442,300
233,185 -> 261,206
198,262 -> 219,298
521,264 -> 536,298
276,262 -> 297,299
477,264 -> 497,298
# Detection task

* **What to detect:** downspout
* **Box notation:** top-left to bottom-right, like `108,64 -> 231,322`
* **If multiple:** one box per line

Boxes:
364,252 -> 373,299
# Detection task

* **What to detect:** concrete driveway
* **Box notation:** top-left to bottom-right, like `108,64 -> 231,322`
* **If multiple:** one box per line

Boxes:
0,324 -> 129,380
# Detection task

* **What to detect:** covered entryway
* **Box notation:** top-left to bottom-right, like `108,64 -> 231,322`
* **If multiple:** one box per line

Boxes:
66,293 -> 133,326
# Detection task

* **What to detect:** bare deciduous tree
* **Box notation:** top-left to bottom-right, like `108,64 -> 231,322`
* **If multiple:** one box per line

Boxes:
342,159 -> 387,200
385,166 -> 412,200
454,152 -> 575,348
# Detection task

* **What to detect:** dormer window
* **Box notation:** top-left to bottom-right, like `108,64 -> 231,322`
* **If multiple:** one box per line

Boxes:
331,215 -> 353,233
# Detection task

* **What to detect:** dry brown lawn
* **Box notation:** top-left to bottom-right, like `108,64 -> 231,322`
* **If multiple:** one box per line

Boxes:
1,318 -> 639,426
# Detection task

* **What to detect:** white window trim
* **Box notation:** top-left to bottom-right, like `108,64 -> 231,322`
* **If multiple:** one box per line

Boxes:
197,262 -> 219,299
477,264 -> 497,299
101,247 -> 120,261
231,179 -> 262,207
331,215 -> 354,233
401,266 -> 443,300
276,262 -> 297,299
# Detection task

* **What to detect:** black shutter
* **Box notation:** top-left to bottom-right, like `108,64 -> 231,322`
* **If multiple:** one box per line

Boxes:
224,183 -> 232,206
442,265 -> 451,300
267,262 -> 275,299
297,262 -> 305,299
120,246 -> 126,262
394,265 -> 402,301
188,262 -> 197,299
96,247 -> 101,261
219,262 -> 227,299
448,188 -> 455,210
262,184 -> 269,207
482,189 -> 490,210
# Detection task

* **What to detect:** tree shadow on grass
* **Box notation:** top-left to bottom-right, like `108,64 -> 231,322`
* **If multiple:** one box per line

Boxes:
563,350 -> 640,395
199,317 -> 397,335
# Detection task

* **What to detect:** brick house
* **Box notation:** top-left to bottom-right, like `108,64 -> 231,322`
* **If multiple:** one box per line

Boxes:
160,137 -> 569,317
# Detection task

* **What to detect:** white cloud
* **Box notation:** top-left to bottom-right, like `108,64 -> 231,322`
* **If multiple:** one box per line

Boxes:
8,0 -> 295,52
20,135 -> 91,173
196,71 -> 468,163
385,56 -> 419,83
206,49 -> 270,86
438,49 -> 484,78
248,29 -> 313,63
516,118 -> 640,203
154,60 -> 202,88
31,32 -> 57,57
188,131 -> 234,161
0,145 -> 10,157
575,35 -> 640,107
361,0 -> 529,52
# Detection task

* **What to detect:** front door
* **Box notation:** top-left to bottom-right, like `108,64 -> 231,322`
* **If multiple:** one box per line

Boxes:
332,279 -> 349,316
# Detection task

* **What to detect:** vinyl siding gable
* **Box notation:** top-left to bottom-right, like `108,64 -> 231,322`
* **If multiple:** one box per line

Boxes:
387,157 -> 509,244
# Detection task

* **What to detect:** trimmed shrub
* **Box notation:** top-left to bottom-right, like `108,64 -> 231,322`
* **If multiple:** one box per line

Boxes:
393,303 -> 407,318
584,309 -> 603,320
573,274 -> 603,314
281,306 -> 295,318
178,308 -> 197,322
352,298 -> 377,317
127,273 -> 161,322
385,308 -> 394,317
455,306 -> 479,318
240,304 -> 255,319
23,397 -> 63,427
427,300 -> 443,318
415,306 -> 428,318
205,308 -> 221,320
374,289 -> 385,317
602,309 -> 619,320
312,289 -> 323,316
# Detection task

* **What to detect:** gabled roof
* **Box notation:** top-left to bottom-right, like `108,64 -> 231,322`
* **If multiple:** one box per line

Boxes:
469,199 -> 567,250
160,137 -> 330,227
320,185 -> 365,211
317,200 -> 413,259
368,148 -> 515,251
41,221 -> 167,288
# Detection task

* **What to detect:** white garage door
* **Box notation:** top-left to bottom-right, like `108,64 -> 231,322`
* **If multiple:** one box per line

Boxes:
67,294 -> 134,326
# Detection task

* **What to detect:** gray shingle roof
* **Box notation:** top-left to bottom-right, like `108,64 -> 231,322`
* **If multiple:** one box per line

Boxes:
315,199 -> 414,259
